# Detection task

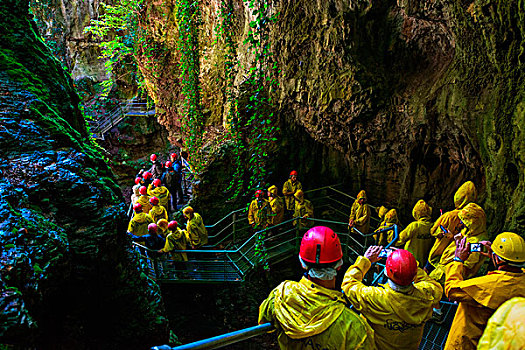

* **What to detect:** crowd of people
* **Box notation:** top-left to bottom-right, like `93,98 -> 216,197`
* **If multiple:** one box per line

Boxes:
259,181 -> 525,350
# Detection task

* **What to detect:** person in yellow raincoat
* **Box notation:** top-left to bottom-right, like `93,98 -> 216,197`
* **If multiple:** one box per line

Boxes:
159,221 -> 188,262
348,190 -> 371,235
148,178 -> 171,211
428,181 -> 477,269
282,170 -> 302,215
183,206 -> 208,249
396,200 -> 433,267
127,203 -> 154,238
136,186 -> 152,214
444,232 -> 525,350
477,297 -> 525,350
374,209 -> 398,246
376,205 -> 389,222
148,196 -> 168,225
342,246 -> 442,350
267,185 -> 285,226
156,218 -> 169,238
258,226 -> 376,350
248,190 -> 270,230
293,190 -> 314,229
429,202 -> 488,285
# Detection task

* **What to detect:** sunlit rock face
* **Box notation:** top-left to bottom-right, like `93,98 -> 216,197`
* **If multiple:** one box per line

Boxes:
0,0 -> 169,347
133,0 -> 525,235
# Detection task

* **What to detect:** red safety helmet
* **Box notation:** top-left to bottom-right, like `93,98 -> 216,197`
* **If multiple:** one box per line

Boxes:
133,203 -> 142,212
168,221 -> 178,230
139,186 -> 148,196
153,179 -> 161,187
170,152 -> 178,160
385,249 -> 417,286
255,190 -> 264,198
150,154 -> 157,162
148,223 -> 158,233
143,171 -> 153,180
165,161 -> 172,168
299,226 -> 342,265
290,170 -> 298,177
134,177 -> 142,185
149,196 -> 159,206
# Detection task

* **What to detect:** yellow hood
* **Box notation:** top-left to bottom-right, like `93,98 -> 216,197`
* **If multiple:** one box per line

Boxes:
412,200 -> 432,220
133,212 -> 149,223
458,203 -> 486,237
268,185 -> 278,196
273,277 -> 347,339
385,209 -> 398,224
378,206 -> 389,220
454,181 -> 477,209
357,190 -> 367,201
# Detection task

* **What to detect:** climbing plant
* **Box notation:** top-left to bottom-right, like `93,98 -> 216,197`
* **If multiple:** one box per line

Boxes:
174,0 -> 206,173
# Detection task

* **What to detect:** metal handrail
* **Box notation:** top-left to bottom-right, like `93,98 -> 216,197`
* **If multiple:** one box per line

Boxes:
155,323 -> 273,350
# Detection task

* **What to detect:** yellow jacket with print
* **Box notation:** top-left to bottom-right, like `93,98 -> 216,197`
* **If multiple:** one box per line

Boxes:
397,200 -> 433,267
444,262 -> 525,350
342,256 -> 442,350
259,277 -> 376,350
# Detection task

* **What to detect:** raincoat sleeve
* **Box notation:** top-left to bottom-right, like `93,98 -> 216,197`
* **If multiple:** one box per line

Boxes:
413,268 -> 443,306
355,204 -> 370,225
444,261 -> 475,302
396,224 -> 414,246
282,181 -> 293,196
341,256 -> 381,314
161,234 -> 175,252
258,288 -> 278,326
349,202 -> 358,221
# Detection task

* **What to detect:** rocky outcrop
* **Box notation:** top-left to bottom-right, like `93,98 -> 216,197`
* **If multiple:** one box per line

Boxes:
0,0 -> 169,347
135,0 -> 525,235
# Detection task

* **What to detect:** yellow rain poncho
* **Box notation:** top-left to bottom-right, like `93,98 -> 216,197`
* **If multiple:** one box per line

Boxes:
429,202 -> 488,284
185,212 -> 208,248
148,185 -> 170,210
268,185 -> 285,225
478,297 -> 525,350
293,191 -> 314,229
148,204 -> 168,225
248,198 -> 270,227
258,277 -> 376,350
137,195 -> 152,214
342,256 -> 442,350
349,190 -> 371,235
282,179 -> 302,211
377,205 -> 389,221
127,212 -> 154,237
161,227 -> 188,262
444,262 -> 525,350
428,181 -> 477,267
397,200 -> 433,267
375,209 -> 398,246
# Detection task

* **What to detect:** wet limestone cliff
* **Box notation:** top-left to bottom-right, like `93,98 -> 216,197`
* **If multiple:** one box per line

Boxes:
0,0 -> 169,347
136,0 -> 525,234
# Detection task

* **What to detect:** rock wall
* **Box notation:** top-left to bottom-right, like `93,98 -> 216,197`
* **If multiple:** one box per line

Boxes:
0,0 -> 169,347
136,0 -> 525,235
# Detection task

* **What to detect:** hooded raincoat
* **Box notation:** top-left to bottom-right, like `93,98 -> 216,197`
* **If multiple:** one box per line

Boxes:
349,190 -> 371,235
428,181 -> 477,267
282,179 -> 302,211
148,185 -> 170,210
293,192 -> 314,229
127,212 -> 154,237
137,195 -> 152,214
342,256 -> 442,350
397,200 -> 433,267
258,277 -> 376,350
268,185 -> 285,226
148,204 -> 168,225
477,297 -> 525,350
377,206 -> 389,221
161,227 -> 188,262
185,212 -> 208,248
131,184 -> 140,205
444,262 -> 525,350
429,203 -> 488,284
375,209 -> 398,246
248,198 -> 271,227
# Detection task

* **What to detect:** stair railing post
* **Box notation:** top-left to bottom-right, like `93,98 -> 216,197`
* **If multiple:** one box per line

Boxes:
232,212 -> 237,245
